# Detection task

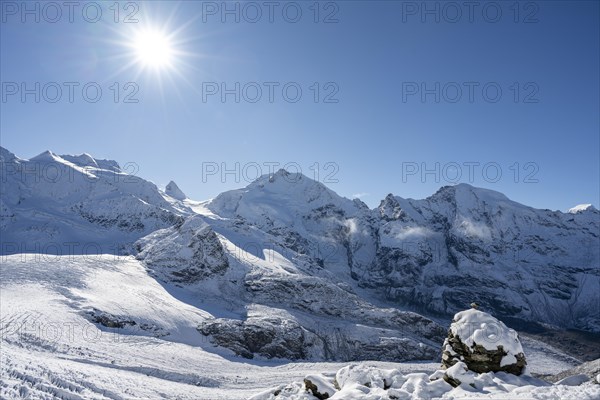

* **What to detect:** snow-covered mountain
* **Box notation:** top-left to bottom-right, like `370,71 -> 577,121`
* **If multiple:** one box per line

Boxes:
2,147 -> 599,398
199,168 -> 600,333
0,147 -> 190,254
2,147 -> 599,363
371,185 -> 599,331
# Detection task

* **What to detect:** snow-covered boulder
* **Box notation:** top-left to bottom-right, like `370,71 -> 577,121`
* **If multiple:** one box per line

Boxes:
304,374 -> 336,399
334,364 -> 400,390
442,308 -> 527,376
442,361 -> 477,387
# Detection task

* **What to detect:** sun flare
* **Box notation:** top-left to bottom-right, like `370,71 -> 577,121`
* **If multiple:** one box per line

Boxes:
132,29 -> 174,69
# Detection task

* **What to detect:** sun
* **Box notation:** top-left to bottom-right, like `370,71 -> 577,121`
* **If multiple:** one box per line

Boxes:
132,29 -> 174,69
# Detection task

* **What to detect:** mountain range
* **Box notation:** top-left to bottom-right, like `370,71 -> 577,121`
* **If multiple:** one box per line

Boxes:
1,147 -> 598,362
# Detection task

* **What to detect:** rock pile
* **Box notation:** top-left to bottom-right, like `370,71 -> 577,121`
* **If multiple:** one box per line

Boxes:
442,307 -> 527,380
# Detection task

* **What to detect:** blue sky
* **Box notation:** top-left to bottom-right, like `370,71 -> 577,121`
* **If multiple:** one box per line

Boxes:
1,1 -> 598,211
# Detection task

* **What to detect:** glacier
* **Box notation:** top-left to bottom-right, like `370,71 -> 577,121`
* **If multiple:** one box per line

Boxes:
1,147 -> 598,399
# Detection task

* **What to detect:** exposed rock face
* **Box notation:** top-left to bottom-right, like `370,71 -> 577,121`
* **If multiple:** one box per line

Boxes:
198,310 -> 440,362
136,216 -> 229,283
368,185 -> 600,332
198,316 -> 324,360
442,308 -> 527,376
86,309 -> 136,329
165,180 -> 187,200
85,309 -> 170,337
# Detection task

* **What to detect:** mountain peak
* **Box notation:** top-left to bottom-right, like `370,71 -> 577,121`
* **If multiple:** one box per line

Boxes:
568,204 -> 598,214
257,168 -> 304,185
378,194 -> 404,220
208,168 -> 352,221
430,183 -> 511,204
0,146 -> 18,163
246,169 -> 320,193
165,180 -> 187,200
60,153 -> 99,168
60,152 -> 121,172
30,150 -> 61,162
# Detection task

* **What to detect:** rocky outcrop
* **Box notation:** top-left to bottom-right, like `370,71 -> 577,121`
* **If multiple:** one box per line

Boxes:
165,180 -> 187,200
86,309 -> 136,329
198,316 -> 324,360
136,215 -> 229,284
197,309 -> 441,362
85,309 -> 170,337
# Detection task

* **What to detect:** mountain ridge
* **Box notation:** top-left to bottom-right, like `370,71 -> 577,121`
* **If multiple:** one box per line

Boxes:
2,147 -> 599,353
1,146 -> 596,213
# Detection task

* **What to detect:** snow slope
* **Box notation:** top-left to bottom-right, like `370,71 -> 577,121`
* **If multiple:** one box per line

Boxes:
0,255 -> 590,399
0,254 -> 406,399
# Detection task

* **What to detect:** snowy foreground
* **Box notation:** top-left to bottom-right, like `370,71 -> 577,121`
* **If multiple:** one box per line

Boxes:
250,363 -> 600,400
1,255 -> 598,399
